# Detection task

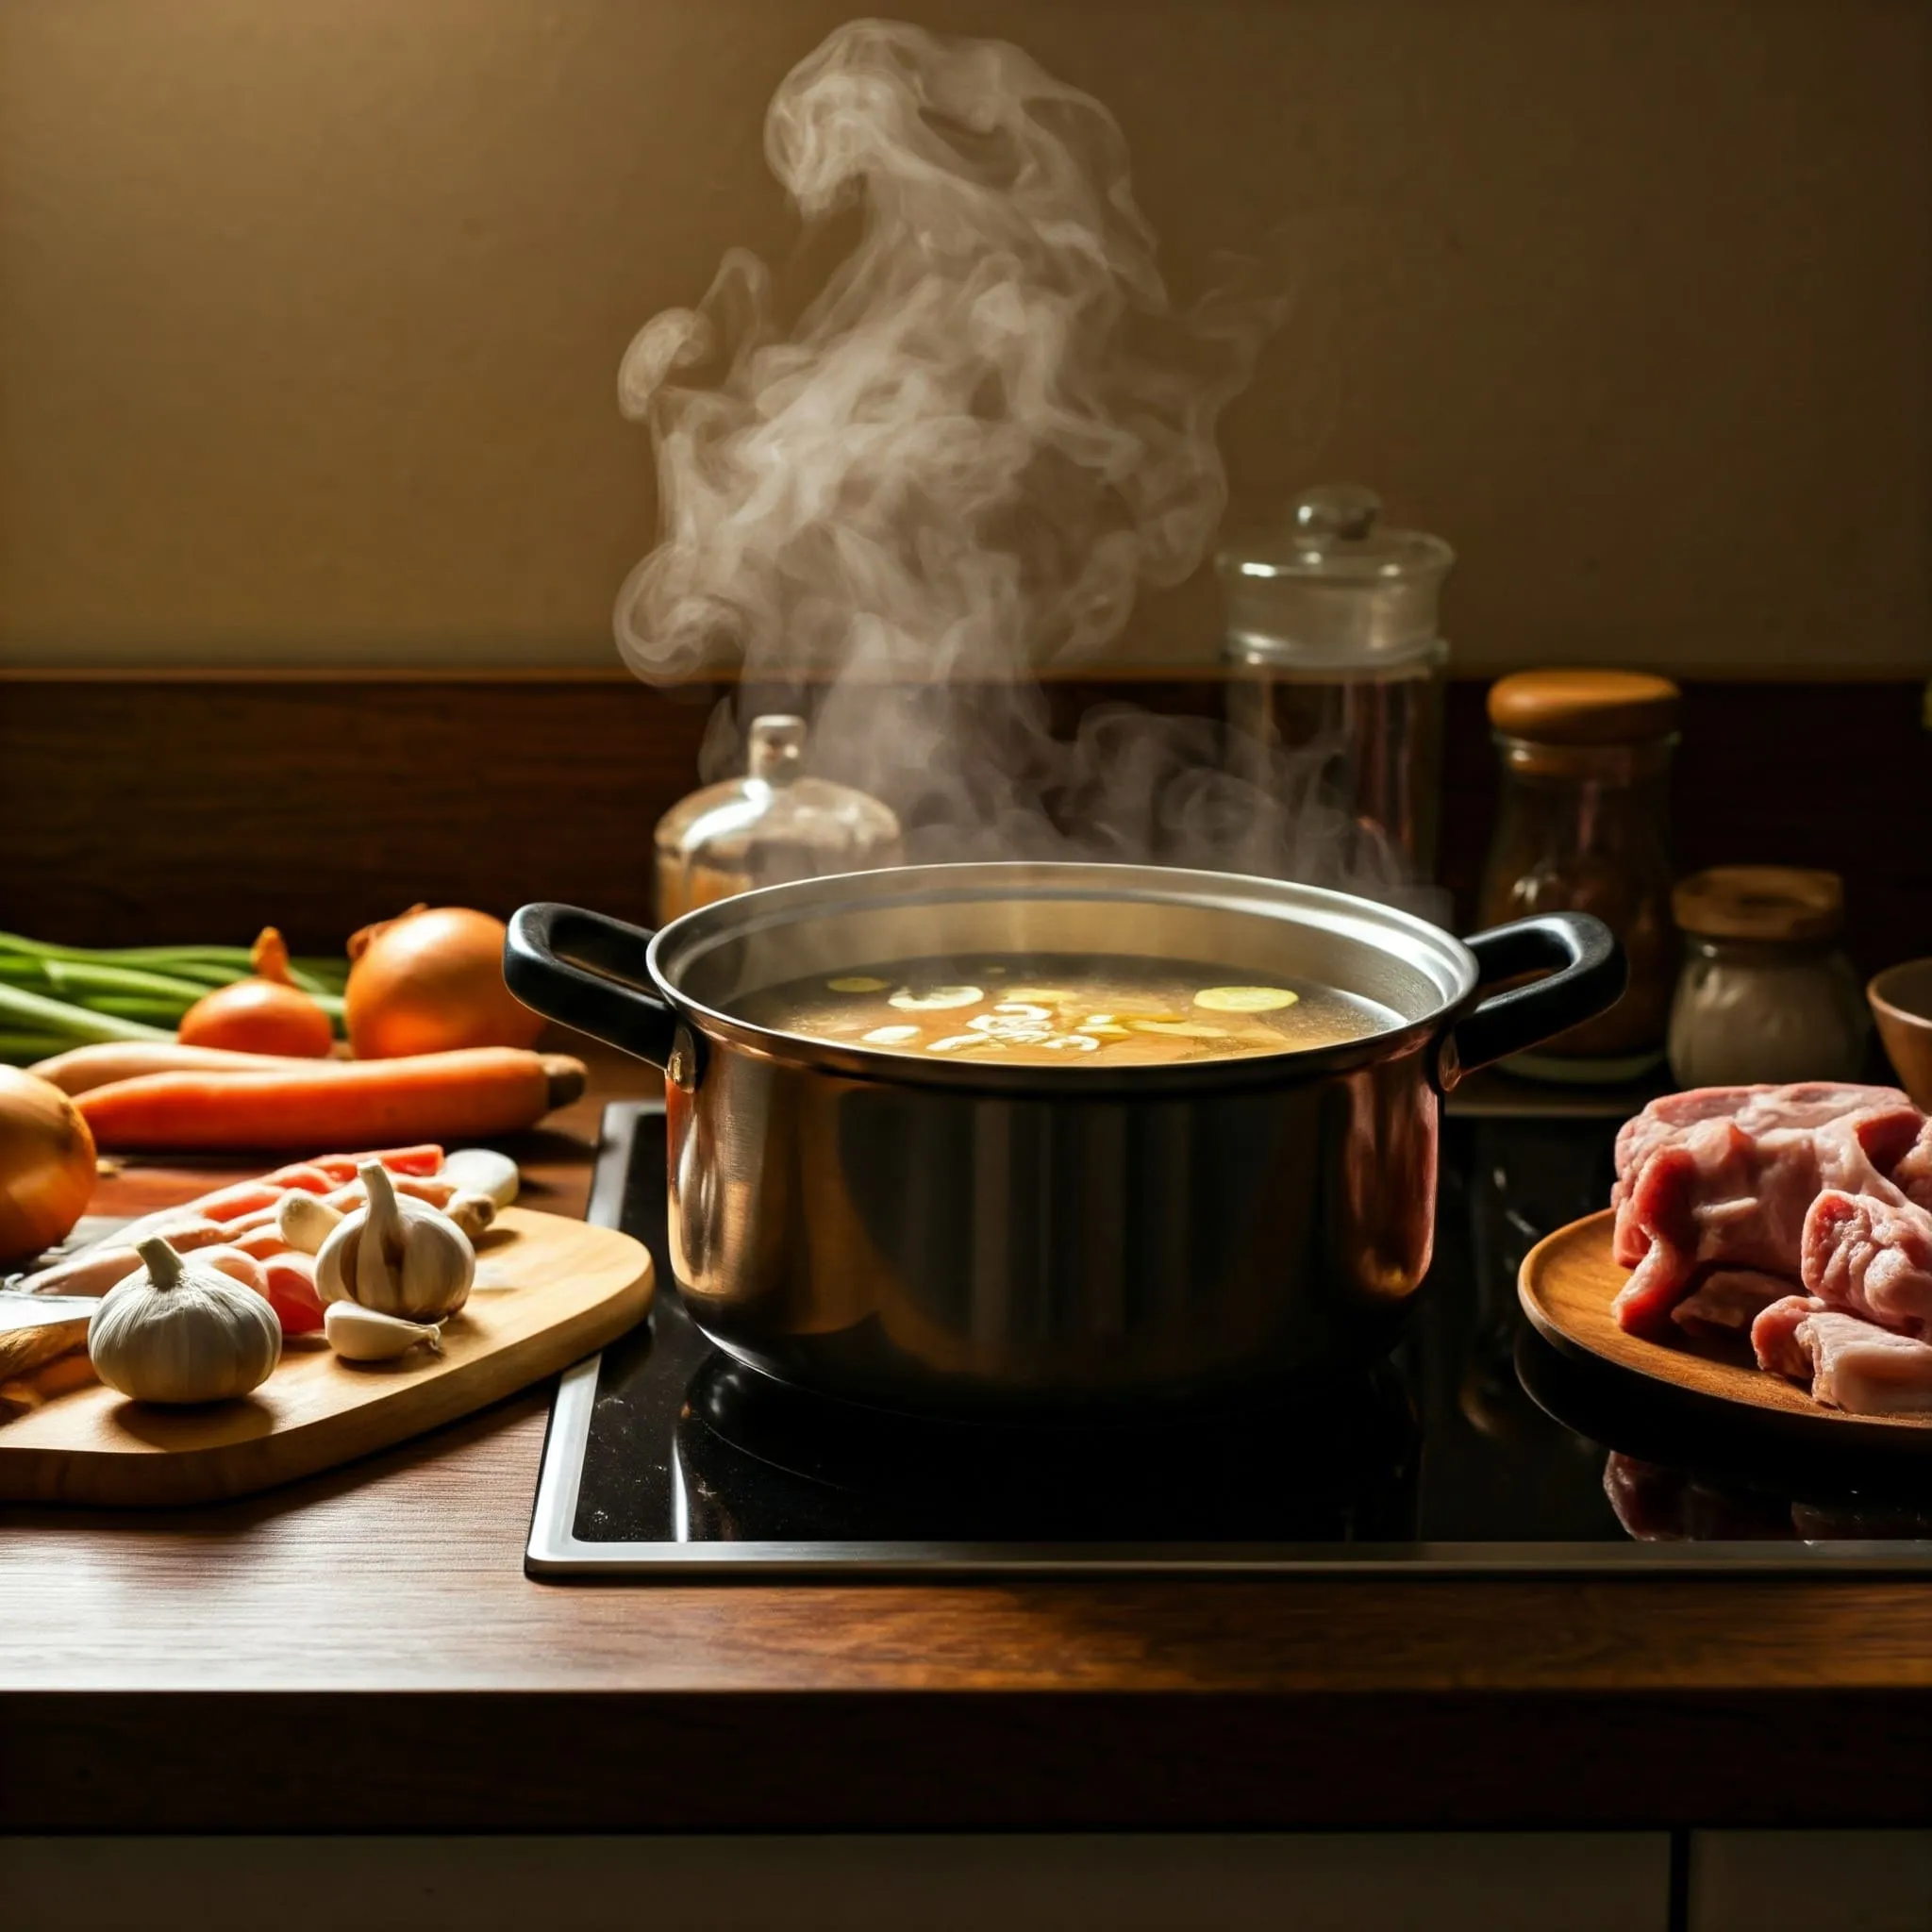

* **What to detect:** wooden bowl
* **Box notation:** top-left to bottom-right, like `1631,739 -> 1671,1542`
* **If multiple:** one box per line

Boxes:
1870,958 -> 1932,1110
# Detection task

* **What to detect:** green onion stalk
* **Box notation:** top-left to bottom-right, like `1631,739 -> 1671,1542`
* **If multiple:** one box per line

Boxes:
0,933 -> 348,1065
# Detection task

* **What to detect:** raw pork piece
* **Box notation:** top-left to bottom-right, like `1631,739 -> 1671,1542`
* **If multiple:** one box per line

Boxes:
1750,1294 -> 1826,1381
1802,1190 -> 1932,1340
1670,1268 -> 1790,1340
1751,1294 -> 1932,1415
1889,1116 -> 1932,1212
1612,1082 -> 1911,1225
1610,1087 -> 1924,1337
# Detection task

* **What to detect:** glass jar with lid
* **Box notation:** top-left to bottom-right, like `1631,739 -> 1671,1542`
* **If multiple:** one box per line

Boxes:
1478,669 -> 1680,1081
1218,484 -> 1456,876
1667,867 -> 1870,1087
653,714 -> 902,923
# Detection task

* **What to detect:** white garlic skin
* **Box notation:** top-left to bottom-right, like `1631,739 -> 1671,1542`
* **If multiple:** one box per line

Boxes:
89,1237 -> 282,1405
315,1162 -> 474,1320
324,1300 -> 443,1362
276,1191 -> 342,1257
443,1191 -> 497,1240
440,1148 -> 519,1208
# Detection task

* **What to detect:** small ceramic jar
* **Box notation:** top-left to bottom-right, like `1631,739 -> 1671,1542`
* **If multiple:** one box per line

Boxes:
1667,867 -> 1869,1088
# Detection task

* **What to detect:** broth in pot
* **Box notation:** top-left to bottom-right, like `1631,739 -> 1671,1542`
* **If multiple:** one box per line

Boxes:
738,953 -> 1393,1067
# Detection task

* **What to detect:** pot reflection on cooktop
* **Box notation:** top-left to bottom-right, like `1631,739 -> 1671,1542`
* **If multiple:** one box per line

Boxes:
541,1104 -> 1932,1571
673,1347 -> 1421,1544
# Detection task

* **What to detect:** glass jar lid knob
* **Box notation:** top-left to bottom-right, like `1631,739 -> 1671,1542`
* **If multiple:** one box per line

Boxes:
746,714 -> 807,786
1293,482 -> 1382,543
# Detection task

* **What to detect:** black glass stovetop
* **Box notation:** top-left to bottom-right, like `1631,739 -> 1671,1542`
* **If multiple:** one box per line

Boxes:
526,1101 -> 1932,1575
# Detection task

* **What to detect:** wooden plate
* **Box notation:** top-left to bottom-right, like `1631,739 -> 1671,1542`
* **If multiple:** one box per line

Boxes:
1518,1209 -> 1932,1455
0,1207 -> 653,1506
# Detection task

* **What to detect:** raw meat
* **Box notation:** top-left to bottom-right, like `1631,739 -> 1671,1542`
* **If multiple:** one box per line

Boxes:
1612,1082 -> 1911,1219
1802,1190 -> 1932,1340
1804,1311 -> 1932,1415
1670,1268 -> 1790,1340
1751,1294 -> 1932,1415
1889,1116 -> 1932,1212
1750,1293 -> 1825,1381
1609,1084 -> 1924,1336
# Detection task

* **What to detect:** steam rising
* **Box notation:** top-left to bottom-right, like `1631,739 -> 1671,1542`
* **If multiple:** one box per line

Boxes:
616,19 -> 1431,908
617,18 -> 1266,677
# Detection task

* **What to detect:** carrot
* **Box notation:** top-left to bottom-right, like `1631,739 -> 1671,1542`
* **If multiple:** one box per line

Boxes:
211,1204 -> 283,1238
313,1145 -> 443,1180
198,1245 -> 267,1294
260,1252 -> 324,1335
26,1041 -> 327,1097
263,1162 -> 339,1193
231,1226 -> 291,1259
18,1243 -> 142,1297
75,1050 -> 586,1152
322,1174 -> 458,1212
186,1181 -> 284,1224
98,1212 -> 231,1256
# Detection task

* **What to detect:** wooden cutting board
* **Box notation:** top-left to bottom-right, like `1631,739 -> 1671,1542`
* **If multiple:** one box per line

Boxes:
0,1207 -> 653,1506
1519,1209 -> 1932,1454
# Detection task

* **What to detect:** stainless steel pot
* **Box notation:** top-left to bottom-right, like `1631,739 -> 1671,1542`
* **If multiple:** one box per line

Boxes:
506,863 -> 1621,1419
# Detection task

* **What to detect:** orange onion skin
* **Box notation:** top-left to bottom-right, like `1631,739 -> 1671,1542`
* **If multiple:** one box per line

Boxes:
0,1068 -> 97,1260
178,980 -> 336,1058
345,907 -> 542,1060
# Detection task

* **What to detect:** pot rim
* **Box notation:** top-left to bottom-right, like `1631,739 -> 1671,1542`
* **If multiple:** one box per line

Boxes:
642,859 -> 1475,1095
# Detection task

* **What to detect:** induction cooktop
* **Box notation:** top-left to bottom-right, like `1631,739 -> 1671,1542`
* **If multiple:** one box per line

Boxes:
526,1100 -> 1932,1575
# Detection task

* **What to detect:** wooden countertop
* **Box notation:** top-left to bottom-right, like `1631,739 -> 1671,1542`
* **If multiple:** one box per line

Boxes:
6,1051 -> 1931,1833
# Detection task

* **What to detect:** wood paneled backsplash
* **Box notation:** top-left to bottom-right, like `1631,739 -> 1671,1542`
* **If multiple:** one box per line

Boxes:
1,675 -> 1926,973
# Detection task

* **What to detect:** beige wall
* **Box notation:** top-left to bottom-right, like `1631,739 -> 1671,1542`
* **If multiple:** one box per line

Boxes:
1,0 -> 1926,675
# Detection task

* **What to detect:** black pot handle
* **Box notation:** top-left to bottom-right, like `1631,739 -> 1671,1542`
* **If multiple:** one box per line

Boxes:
1435,911 -> 1626,1090
504,903 -> 682,1071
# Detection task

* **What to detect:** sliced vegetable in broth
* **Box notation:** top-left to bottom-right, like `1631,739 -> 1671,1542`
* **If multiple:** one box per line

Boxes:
1193,986 -> 1301,1013
886,985 -> 982,1011
738,954 -> 1391,1067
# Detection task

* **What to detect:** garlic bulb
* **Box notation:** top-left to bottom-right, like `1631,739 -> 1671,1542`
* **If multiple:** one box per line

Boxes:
88,1235 -> 282,1405
324,1300 -> 443,1362
316,1162 -> 474,1320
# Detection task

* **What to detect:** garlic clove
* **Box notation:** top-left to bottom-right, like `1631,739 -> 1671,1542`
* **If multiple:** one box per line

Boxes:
443,1191 -> 497,1241
276,1191 -> 342,1257
356,1169 -> 402,1308
313,1213 -> 358,1306
324,1300 -> 443,1362
440,1148 -> 520,1208
402,1219 -> 471,1318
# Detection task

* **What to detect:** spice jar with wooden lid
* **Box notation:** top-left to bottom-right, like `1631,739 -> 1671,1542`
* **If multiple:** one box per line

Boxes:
1667,867 -> 1869,1087
1478,669 -> 1680,1080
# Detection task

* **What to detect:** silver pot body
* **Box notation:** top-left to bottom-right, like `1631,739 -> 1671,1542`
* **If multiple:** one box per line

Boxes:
508,863 -> 1619,1419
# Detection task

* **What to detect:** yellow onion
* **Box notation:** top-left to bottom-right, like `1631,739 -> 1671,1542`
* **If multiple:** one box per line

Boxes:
0,1067 -> 97,1260
345,906 -> 543,1059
